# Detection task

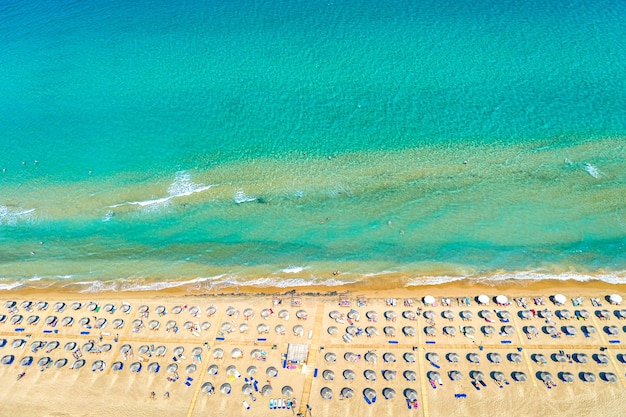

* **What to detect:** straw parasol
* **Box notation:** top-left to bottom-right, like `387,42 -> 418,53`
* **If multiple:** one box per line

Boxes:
424,326 -> 436,336
426,352 -> 440,364
563,325 -> 577,336
46,341 -> 60,352
120,303 -> 131,314
55,358 -> 68,368
91,360 -> 106,372
519,310 -> 532,320
225,306 -> 236,317
71,359 -> 85,370
343,369 -> 356,380
2,355 -> 15,365
524,326 -> 539,336
281,386 -> 293,396
488,353 -> 502,364
492,371 -> 506,382
581,372 -> 596,382
428,371 -> 442,385
13,339 -> 26,349
442,310 -> 455,320
574,353 -> 589,364
206,364 -> 218,375
206,306 -> 217,317
260,308 -> 271,319
296,309 -> 308,319
364,351 -> 378,363
167,363 -> 178,373
365,326 -> 379,336
403,310 -> 417,320
246,365 -> 257,376
478,295 -> 489,305
384,311 -> 397,321
257,324 -> 269,334
560,372 -> 574,383
278,309 -> 290,320
186,364 -> 197,373
242,384 -> 253,395
323,370 -> 335,381
4,300 -> 16,309
422,310 -> 434,320
512,371 -> 527,382
481,325 -> 495,336
557,309 -> 573,320
325,352 -> 337,363
0,339 -> 5,348
344,352 -> 357,362
540,309 -> 552,319
508,353 -> 522,363
363,388 -> 376,403
460,310 -> 473,320
383,388 -> 396,399
404,388 -> 418,401
447,352 -> 460,363
266,366 -> 278,378
577,309 -> 591,319
583,325 -> 597,335
498,311 -> 511,321
479,310 -> 492,320
239,323 -> 249,333
320,387 -> 333,400
26,315 -> 39,325
231,348 -> 243,359
53,302 -> 66,312
463,326 -> 476,335
364,369 -> 376,381
403,326 -> 416,336
11,315 -> 23,325
467,353 -> 481,364
243,308 -> 254,318
470,370 -> 485,381
443,326 -> 456,336
0,315 -> 6,324
601,372 -> 618,383
403,370 -> 417,381
61,316 -> 74,326
618,354 -> 626,364
341,387 -> 354,399
383,352 -> 397,363
212,348 -> 224,359
226,365 -> 239,377
188,306 -> 200,317
609,294 -> 623,305
423,295 -> 435,306
383,370 -> 397,381
347,310 -> 360,321
220,383 -> 231,394
533,353 -> 547,364
327,326 -> 339,335
501,325 -> 515,336
102,303 -> 115,314
544,326 -> 557,336
366,311 -> 378,321
148,320 -> 159,330
293,325 -> 304,336
554,294 -> 567,305
553,352 -> 567,363
594,354 -> 609,365
261,385 -> 272,396
202,382 -> 214,394
404,352 -> 416,363
605,325 -> 619,335
384,326 -> 396,337
449,370 -> 463,381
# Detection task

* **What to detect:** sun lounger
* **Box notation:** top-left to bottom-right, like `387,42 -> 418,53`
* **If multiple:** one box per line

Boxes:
430,362 -> 440,369
479,380 -> 486,387
455,394 -> 467,398
472,381 -> 480,391
388,340 -> 398,344
365,396 -> 371,405
313,368 -> 318,377
429,379 -> 437,389
269,399 -> 275,409
501,340 -> 512,344
215,337 -> 225,341
609,340 -> 620,344
426,340 -> 436,344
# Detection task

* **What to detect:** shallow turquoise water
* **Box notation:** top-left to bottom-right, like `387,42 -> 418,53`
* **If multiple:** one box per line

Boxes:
1,0 -> 625,288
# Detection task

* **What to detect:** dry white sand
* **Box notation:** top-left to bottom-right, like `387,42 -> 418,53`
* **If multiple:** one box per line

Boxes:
0,281 -> 625,417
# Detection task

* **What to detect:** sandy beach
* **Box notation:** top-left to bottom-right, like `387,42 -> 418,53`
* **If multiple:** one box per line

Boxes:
1,279 -> 625,417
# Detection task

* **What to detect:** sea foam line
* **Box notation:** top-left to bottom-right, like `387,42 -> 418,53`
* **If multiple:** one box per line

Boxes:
109,172 -> 215,208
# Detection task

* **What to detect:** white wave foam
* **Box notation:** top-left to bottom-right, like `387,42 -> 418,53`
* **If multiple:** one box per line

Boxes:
109,171 -> 214,209
0,282 -> 24,291
234,189 -> 256,204
213,276 -> 356,288
583,163 -> 601,179
0,205 -> 36,226
282,266 -> 308,274
407,271 -> 626,286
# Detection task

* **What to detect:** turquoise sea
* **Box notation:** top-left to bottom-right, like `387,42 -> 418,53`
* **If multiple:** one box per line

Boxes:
1,0 -> 625,291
